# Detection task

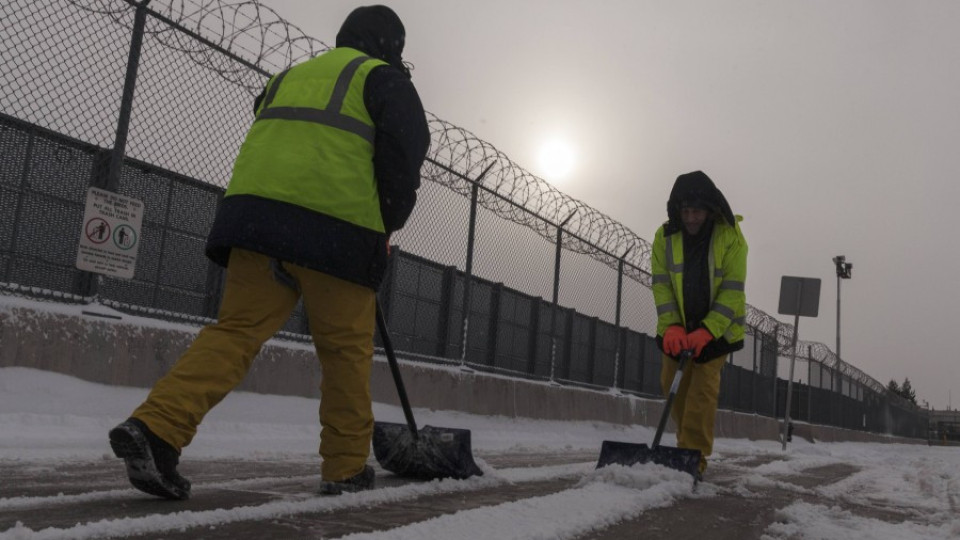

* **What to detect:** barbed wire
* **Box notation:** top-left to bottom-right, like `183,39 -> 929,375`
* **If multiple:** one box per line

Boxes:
422,114 -> 655,273
68,0 -> 327,91
746,306 -> 886,394
64,0 -> 898,401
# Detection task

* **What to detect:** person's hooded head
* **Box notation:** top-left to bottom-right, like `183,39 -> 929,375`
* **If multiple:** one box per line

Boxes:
336,5 -> 409,76
664,170 -> 736,236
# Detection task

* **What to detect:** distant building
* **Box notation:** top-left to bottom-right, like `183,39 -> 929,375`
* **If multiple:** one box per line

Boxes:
928,409 -> 960,445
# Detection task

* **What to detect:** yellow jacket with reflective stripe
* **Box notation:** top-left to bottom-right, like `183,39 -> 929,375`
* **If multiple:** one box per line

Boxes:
226,47 -> 388,233
651,216 -> 748,344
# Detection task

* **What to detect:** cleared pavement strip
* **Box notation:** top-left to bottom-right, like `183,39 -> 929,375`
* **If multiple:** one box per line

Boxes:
1,452 -> 595,538
137,477 -> 583,539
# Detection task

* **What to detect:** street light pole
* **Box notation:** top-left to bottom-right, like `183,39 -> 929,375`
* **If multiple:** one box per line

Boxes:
832,256 -> 853,361
836,271 -> 841,361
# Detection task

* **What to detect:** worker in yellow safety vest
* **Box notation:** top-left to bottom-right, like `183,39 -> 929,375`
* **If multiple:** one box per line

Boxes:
652,170 -> 748,481
109,5 -> 430,499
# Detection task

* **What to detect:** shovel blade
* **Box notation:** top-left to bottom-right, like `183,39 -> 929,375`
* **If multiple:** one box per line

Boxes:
373,421 -> 484,481
596,440 -> 701,479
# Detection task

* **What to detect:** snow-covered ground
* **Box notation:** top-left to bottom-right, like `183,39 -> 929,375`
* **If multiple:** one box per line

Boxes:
1,367 -> 958,539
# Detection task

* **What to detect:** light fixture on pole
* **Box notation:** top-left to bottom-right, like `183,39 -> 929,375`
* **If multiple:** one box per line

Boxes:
832,255 -> 853,361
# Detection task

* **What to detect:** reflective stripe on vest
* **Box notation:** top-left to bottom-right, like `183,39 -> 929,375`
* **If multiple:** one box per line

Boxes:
665,235 -> 684,273
256,55 -> 376,145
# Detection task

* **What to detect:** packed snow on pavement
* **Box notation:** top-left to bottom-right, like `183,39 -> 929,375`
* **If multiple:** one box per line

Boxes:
1,366 -> 958,539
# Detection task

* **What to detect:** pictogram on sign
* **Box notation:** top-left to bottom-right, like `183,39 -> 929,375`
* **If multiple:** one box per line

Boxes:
113,224 -> 137,250
76,187 -> 144,279
85,218 -> 111,244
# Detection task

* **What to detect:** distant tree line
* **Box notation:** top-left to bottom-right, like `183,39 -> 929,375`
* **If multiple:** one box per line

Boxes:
887,378 -> 917,405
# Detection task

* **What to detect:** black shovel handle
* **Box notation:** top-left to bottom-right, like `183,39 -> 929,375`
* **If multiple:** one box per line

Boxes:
652,349 -> 693,448
375,300 -> 419,439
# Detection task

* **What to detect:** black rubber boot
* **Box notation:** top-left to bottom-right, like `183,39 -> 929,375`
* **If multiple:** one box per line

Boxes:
318,465 -> 375,495
109,418 -> 191,500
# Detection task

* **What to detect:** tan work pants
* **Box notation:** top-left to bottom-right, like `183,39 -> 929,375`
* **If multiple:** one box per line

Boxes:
659,353 -> 726,474
132,249 -> 376,481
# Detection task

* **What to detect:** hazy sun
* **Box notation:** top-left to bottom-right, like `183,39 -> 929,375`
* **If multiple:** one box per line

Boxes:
537,138 -> 576,182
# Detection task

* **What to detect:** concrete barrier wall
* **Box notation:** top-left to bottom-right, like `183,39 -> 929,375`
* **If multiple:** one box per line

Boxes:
0,302 -> 922,446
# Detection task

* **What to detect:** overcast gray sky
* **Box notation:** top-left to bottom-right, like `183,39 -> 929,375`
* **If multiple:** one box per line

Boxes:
258,0 -> 960,409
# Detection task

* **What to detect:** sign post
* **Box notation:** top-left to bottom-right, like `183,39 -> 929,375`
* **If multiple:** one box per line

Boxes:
777,276 -> 821,451
76,187 -> 144,280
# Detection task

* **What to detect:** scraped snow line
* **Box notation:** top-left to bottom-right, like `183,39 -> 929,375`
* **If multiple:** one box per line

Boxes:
338,466 -> 703,540
1,461 -> 593,511
0,463 -> 595,539
1,488 -> 146,512
0,473 -> 322,511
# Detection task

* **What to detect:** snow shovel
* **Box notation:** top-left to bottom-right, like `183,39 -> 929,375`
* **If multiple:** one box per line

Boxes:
596,349 -> 701,479
372,301 -> 483,480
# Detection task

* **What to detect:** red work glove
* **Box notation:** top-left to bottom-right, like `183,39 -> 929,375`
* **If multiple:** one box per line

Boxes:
662,325 -> 687,356
686,327 -> 714,358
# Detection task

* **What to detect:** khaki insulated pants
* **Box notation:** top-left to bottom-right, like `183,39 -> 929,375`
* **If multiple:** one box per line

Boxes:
659,353 -> 726,474
132,248 -> 376,481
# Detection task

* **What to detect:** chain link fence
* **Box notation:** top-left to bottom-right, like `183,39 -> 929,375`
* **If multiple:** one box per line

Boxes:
0,0 -> 928,439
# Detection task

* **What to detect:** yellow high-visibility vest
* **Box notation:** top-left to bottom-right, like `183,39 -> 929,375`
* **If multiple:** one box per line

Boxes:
227,47 -> 388,232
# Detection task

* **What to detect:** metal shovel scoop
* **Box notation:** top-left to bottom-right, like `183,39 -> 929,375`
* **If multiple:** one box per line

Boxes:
596,349 -> 701,479
372,302 -> 483,480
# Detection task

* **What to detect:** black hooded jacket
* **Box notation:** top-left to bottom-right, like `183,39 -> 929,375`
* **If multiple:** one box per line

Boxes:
207,5 -> 429,290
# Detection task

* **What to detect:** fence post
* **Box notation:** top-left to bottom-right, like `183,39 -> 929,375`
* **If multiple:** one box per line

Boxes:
105,0 -> 151,191
80,0 -> 152,300
772,323 -> 779,418
549,210 -> 577,384
751,327 -> 758,414
459,164 -> 493,370
610,247 -> 632,391
807,345 -> 814,423
437,264 -> 457,357
836,361 -> 844,429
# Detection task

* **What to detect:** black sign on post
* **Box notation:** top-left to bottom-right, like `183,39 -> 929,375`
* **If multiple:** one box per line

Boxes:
776,276 -> 821,451
778,276 -> 821,317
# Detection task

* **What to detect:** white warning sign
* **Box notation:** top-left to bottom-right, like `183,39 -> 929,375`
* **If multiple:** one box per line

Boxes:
76,187 -> 144,279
